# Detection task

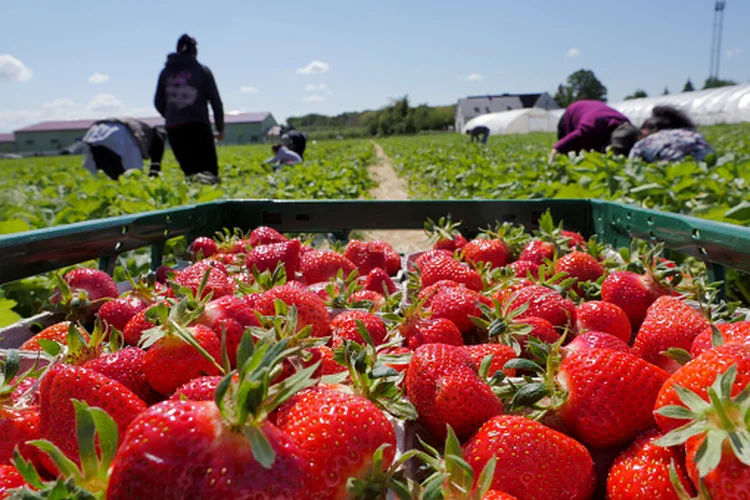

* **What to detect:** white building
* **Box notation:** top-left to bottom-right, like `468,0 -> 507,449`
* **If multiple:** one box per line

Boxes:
455,93 -> 559,132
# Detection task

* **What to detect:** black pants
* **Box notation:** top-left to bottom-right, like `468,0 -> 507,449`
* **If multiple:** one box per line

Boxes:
167,123 -> 219,177
91,145 -> 125,180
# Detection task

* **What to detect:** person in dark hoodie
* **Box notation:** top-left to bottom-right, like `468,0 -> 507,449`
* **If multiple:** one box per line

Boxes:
154,34 -> 224,182
549,100 -> 638,163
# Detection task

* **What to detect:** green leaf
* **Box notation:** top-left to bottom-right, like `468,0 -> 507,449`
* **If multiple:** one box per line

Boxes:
88,407 -> 119,470
673,384 -> 712,412
37,339 -> 62,357
724,201 -> 750,222
661,348 -> 693,366
27,440 -> 81,479
12,448 -> 46,490
72,400 -> 98,480
0,297 -> 22,328
711,325 -> 725,347
474,456 -> 497,498
503,358 -> 543,373
244,425 -> 275,469
655,405 -> 696,420
695,429 -> 724,477
510,382 -> 549,408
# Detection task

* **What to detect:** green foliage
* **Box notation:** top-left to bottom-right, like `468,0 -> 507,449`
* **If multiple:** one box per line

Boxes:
683,79 -> 695,92
703,77 -> 737,90
625,89 -> 649,100
553,69 -> 607,107
361,97 -> 454,136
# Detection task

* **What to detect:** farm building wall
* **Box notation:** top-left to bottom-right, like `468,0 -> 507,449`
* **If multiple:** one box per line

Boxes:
0,141 -> 16,154
14,129 -> 87,154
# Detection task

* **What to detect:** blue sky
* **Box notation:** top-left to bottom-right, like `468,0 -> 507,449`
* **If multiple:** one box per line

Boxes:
1,0 -> 748,132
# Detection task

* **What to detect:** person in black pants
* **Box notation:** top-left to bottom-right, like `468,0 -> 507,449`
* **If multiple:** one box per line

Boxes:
82,118 -> 165,180
280,126 -> 307,159
154,34 -> 224,182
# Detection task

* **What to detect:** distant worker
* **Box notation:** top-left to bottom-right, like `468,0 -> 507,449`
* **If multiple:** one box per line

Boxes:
550,100 -> 638,163
629,106 -> 715,163
280,126 -> 308,159
82,118 -> 165,180
265,144 -> 302,170
466,125 -> 490,144
154,34 -> 224,183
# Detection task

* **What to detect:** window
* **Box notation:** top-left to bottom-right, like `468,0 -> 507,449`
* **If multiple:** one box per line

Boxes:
251,136 -> 259,143
474,107 -> 480,113
25,139 -> 34,145
485,107 -> 490,113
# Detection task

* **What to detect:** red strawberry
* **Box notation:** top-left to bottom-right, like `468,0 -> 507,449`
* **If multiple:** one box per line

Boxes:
516,317 -> 561,345
405,343 -> 502,440
248,226 -> 287,247
557,348 -> 670,449
256,283 -> 330,337
245,239 -> 301,278
84,347 -> 161,405
276,386 -> 396,498
654,344 -> 750,433
417,279 -> 462,307
421,253 -> 483,291
188,236 -> 218,259
555,251 -> 604,289
169,376 -> 223,401
575,301 -> 632,343
19,322 -> 87,351
401,317 -> 464,350
39,365 -> 146,467
562,230 -> 585,248
362,267 -> 397,294
10,377 -> 39,405
0,464 -> 26,496
329,310 -> 388,348
461,344 -> 516,377
684,433 -> 750,500
504,285 -> 576,330
601,271 -> 670,330
413,249 -> 455,270
307,346 -> 346,376
565,331 -> 631,355
343,240 -> 387,275
97,296 -> 147,333
506,260 -> 540,279
491,278 -> 535,304
370,240 -> 402,275
142,323 -> 222,396
430,287 -> 492,334
632,296 -> 709,372
349,290 -> 385,310
690,321 -> 750,357
53,268 -> 119,304
0,406 -> 40,471
122,305 -> 161,346
482,491 -> 518,500
300,250 -> 357,284
199,295 -> 260,367
173,260 -> 234,299
462,239 -> 511,269
606,428 -> 694,500
518,239 -> 555,265
463,415 -> 595,500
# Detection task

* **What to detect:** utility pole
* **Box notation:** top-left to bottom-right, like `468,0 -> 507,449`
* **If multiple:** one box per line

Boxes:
709,1 -> 727,79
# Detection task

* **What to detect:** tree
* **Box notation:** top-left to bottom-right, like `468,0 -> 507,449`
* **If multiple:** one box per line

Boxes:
663,86 -> 670,95
553,69 -> 607,107
703,77 -> 737,89
624,89 -> 648,100
682,79 -> 695,92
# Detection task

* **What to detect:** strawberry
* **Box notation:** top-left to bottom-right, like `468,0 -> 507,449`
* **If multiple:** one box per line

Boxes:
463,415 -> 596,500
435,233 -> 468,252
504,285 -> 576,330
462,239 -> 511,269
369,240 -> 402,275
565,331 -> 631,355
412,249 -> 455,271
362,267 -> 397,294
506,260 -> 540,279
518,239 -> 555,265
461,344 -> 516,377
601,270 -> 670,330
19,321 -> 87,351
516,317 -> 561,345
122,304 -> 164,346
556,348 -> 670,449
417,279 -> 462,307
562,230 -> 586,248
141,322 -> 222,396
97,295 -> 147,333
575,301 -> 632,344
307,346 -> 346,376
606,428 -> 694,500
405,343 -> 502,440
276,385 -> 396,498
654,343 -> 750,433
0,394 -> 40,472
245,239 -> 301,277
248,225 -> 287,247
188,236 -> 218,259
401,317 -> 464,350
343,240 -> 387,275
172,260 -> 234,299
199,295 -> 260,367
300,250 -> 357,284
84,347 -> 161,405
39,364 -> 146,468
381,346 -> 411,373
632,296 -> 709,372
690,321 -> 750,357
426,215 -> 468,252
483,491 -> 518,500
429,286 -> 492,334
169,376 -> 223,401
51,268 -> 119,307
0,465 -> 26,496
554,251 -> 605,290
330,310 -> 388,348
419,251 -> 484,291
491,278 -> 535,304
255,283 -> 331,338
349,290 -> 385,310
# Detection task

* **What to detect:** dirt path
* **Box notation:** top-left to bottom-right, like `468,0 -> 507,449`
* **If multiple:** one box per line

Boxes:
363,143 -> 430,253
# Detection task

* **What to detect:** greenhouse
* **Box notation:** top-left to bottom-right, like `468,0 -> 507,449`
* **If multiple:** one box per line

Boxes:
462,108 -> 564,135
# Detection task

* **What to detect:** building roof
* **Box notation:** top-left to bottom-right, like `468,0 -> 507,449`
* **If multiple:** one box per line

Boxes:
15,112 -> 272,133
0,133 -> 14,143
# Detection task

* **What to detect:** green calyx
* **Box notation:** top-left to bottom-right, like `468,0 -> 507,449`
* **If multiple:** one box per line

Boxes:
10,399 -> 118,499
471,298 -> 534,355
346,443 -> 417,500
654,365 -> 750,479
50,273 -> 110,322
424,215 -> 462,243
478,220 -> 530,260
0,350 -> 41,406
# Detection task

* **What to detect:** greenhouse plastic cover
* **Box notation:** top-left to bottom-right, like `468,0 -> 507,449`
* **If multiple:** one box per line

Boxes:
611,83 -> 750,127
463,108 -> 564,135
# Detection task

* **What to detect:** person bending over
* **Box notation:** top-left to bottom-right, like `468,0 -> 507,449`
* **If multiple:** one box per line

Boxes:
629,106 -> 714,163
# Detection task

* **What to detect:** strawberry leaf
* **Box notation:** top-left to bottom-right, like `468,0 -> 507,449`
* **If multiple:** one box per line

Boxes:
244,425 -> 275,470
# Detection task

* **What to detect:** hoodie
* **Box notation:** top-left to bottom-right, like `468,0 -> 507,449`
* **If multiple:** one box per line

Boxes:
154,53 -> 224,132
554,100 -> 629,154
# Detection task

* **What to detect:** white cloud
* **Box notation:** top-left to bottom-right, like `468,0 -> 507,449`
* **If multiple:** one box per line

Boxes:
297,60 -> 329,75
465,73 -> 483,82
303,95 -> 325,103
240,86 -> 259,93
304,83 -> 328,92
86,93 -> 125,116
88,73 -> 110,84
726,47 -> 742,59
227,109 -> 247,116
0,54 -> 33,82
567,47 -> 581,58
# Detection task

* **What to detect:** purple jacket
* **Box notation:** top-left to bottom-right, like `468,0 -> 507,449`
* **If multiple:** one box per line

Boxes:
555,101 -> 629,154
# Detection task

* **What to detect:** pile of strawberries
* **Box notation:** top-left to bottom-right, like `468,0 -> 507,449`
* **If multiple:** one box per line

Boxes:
1,212 -> 749,499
